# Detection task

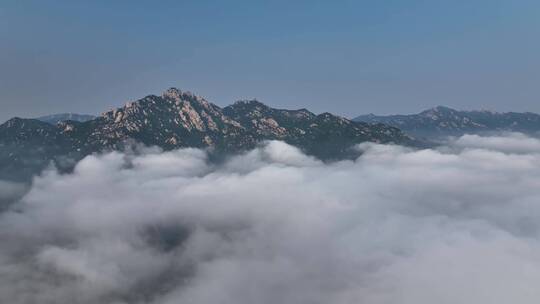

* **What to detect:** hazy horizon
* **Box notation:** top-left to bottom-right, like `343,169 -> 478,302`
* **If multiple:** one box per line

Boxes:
3,85 -> 540,124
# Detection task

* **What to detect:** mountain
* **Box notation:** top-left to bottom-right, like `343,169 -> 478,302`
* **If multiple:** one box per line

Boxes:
0,88 -> 416,181
35,113 -> 96,125
354,106 -> 540,138
0,117 -> 83,182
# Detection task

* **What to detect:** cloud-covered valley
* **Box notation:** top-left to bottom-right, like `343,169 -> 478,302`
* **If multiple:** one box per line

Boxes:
2,134 -> 540,303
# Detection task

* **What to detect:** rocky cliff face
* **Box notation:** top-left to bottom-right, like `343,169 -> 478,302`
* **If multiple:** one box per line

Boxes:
0,88 -> 415,181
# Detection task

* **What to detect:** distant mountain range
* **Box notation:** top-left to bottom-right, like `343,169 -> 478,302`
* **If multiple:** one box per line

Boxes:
35,113 -> 96,125
354,106 -> 540,138
0,88 -> 414,181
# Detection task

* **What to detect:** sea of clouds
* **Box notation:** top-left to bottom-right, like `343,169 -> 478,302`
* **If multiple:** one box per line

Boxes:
2,133 -> 540,303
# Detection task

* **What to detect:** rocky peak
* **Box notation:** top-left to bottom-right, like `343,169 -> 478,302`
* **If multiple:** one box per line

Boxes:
318,112 -> 347,121
57,120 -> 81,133
224,100 -> 271,119
231,99 -> 268,109
162,87 -> 183,98
3,117 -> 25,128
0,117 -> 65,145
163,88 -> 205,104
1,117 -> 53,131
421,106 -> 456,115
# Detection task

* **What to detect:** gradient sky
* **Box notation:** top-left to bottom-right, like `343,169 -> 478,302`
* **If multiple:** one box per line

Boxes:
1,0 -> 539,122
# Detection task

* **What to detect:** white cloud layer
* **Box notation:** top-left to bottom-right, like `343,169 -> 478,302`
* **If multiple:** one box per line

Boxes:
452,132 -> 540,153
2,136 -> 540,303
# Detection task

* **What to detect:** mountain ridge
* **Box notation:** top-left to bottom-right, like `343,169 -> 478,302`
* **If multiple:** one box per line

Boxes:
354,106 -> 540,138
0,88 -> 415,181
35,113 -> 96,125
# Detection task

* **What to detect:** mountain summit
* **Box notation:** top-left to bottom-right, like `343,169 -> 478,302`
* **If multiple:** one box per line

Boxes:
0,88 -> 414,181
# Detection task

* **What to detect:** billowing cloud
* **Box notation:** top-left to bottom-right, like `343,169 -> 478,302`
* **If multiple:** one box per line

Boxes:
2,136 -> 540,303
452,132 -> 540,153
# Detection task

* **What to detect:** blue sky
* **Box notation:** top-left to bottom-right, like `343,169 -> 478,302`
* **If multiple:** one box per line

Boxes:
1,0 -> 539,121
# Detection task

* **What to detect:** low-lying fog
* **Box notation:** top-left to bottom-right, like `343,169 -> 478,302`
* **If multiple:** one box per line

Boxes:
2,133 -> 540,303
